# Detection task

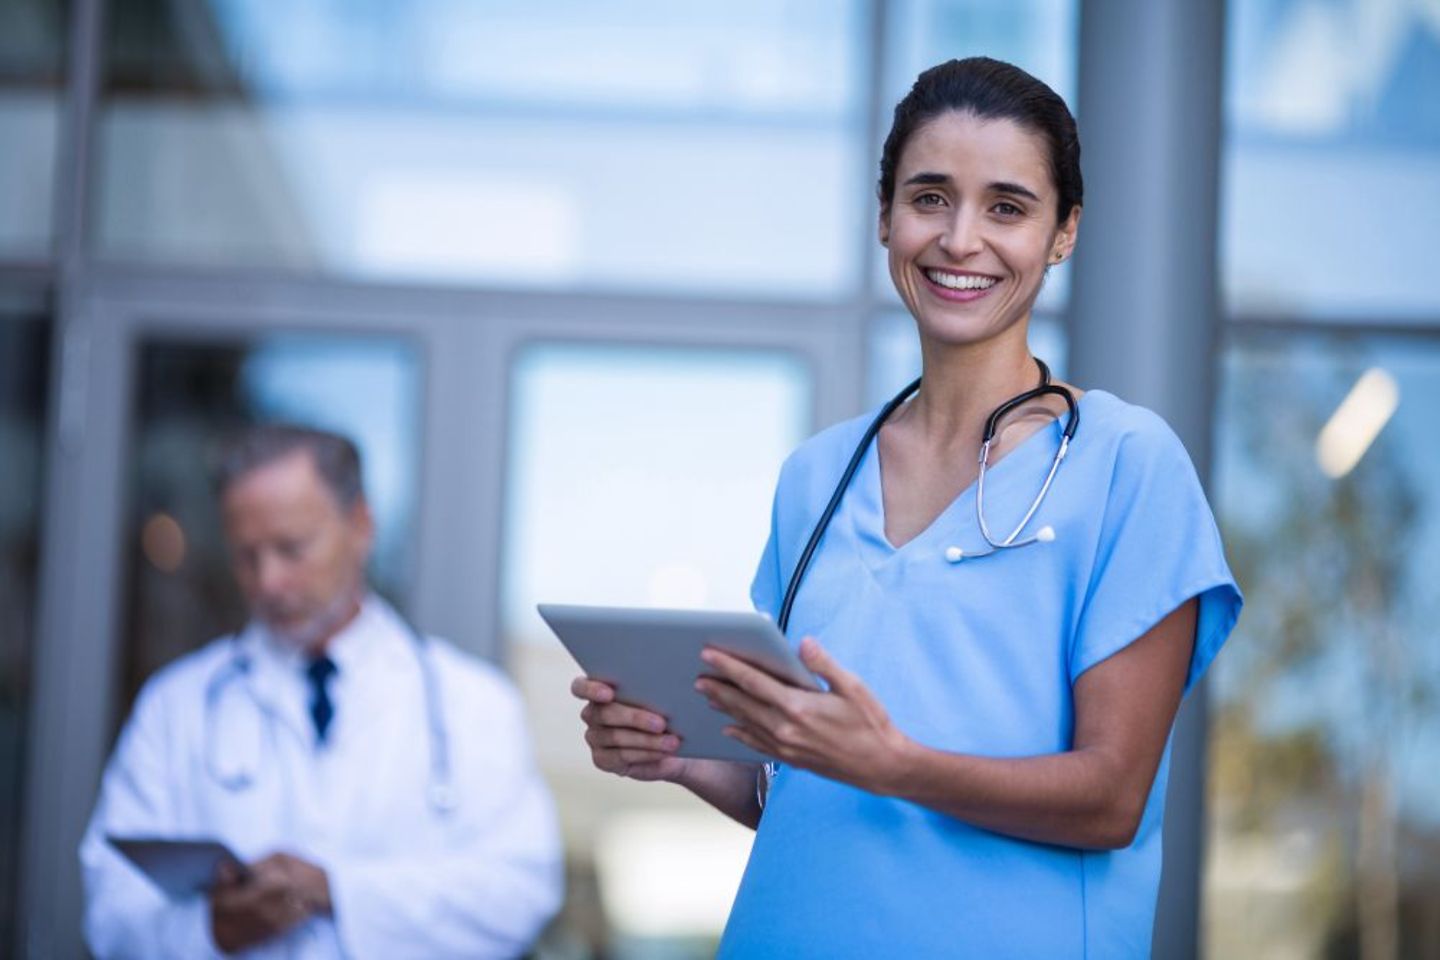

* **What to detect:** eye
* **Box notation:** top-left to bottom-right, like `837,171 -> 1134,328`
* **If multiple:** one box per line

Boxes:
276,538 -> 307,561
913,192 -> 947,208
993,201 -> 1024,217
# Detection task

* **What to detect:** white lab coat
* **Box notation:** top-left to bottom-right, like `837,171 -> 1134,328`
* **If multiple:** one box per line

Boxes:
80,596 -> 563,960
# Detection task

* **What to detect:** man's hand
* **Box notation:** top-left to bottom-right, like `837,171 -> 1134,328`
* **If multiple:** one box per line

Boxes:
210,853 -> 331,953
270,852 -> 333,916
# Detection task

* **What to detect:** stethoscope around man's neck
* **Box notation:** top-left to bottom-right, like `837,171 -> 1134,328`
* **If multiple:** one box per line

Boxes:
203,613 -> 458,816
776,356 -> 1079,633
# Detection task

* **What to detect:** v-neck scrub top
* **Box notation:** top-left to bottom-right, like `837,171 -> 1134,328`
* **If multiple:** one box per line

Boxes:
717,389 -> 1242,959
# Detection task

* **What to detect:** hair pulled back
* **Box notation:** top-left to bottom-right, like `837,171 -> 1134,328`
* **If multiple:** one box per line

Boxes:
878,57 -> 1082,224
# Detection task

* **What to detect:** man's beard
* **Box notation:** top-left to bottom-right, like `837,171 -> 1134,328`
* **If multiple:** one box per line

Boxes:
261,585 -> 363,653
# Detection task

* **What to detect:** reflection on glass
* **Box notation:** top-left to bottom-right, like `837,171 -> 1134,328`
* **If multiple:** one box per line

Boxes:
1223,1 -> 1440,317
121,335 -> 421,719
867,310 -> 1068,407
0,0 -> 65,257
1205,330 -> 1440,959
501,342 -> 810,957
0,293 -> 50,952
97,0 -> 864,296
877,0 -> 1079,311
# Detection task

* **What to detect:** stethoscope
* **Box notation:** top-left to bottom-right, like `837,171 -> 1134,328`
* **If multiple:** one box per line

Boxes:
202,616 -> 458,816
756,358 -> 1079,805
777,356 -> 1079,633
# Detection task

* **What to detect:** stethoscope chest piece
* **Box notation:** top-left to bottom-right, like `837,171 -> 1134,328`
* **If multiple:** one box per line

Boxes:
944,523 -> 1057,564
428,782 -> 459,816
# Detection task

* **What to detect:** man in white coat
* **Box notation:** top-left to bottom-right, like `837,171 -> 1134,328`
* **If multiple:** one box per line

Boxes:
80,424 -> 563,959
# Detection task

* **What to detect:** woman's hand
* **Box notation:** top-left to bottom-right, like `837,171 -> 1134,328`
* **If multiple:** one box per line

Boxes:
570,677 -> 688,782
696,637 -> 912,794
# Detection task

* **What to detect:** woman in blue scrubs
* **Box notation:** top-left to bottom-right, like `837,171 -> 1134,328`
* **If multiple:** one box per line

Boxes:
572,57 -> 1241,958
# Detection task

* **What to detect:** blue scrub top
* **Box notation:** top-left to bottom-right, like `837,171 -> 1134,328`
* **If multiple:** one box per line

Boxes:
718,389 -> 1242,959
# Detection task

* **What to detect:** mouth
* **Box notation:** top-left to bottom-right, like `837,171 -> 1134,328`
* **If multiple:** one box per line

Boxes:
921,268 -> 1001,301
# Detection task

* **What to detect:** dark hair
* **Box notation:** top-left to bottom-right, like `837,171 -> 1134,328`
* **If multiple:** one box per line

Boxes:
878,57 -> 1082,223
214,423 -> 365,509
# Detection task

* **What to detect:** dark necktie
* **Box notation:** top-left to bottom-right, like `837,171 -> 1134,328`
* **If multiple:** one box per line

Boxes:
305,654 -> 337,745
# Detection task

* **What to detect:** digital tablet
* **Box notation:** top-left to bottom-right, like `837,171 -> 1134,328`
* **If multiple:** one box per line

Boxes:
107,836 -> 247,898
537,604 -> 820,763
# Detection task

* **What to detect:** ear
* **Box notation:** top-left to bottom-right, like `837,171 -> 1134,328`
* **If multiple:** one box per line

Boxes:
347,497 -> 376,557
1051,205 -> 1081,264
878,203 -> 891,247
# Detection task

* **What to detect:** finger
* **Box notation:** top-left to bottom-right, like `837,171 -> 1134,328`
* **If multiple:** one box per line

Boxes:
609,746 -> 679,767
585,727 -> 679,752
570,676 -> 616,703
697,676 -> 785,732
589,701 -> 668,734
619,759 -> 679,781
246,856 -> 292,891
724,724 -> 783,760
798,637 -> 861,696
592,744 -> 675,773
700,648 -> 794,704
213,859 -> 243,888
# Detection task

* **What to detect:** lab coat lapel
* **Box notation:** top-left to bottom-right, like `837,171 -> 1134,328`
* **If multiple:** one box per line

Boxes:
240,624 -> 316,749
326,598 -> 409,746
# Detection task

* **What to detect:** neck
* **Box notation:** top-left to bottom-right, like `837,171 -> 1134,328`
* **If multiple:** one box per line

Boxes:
288,587 -> 366,657
906,326 -> 1039,443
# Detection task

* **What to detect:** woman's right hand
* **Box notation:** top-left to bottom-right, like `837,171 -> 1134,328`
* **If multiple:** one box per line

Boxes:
571,676 -> 689,782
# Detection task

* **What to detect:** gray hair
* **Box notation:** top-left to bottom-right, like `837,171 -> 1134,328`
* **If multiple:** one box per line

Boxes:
214,423 -> 365,509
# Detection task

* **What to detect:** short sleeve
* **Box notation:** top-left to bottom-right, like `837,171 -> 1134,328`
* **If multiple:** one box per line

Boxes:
750,481 -> 784,622
1069,416 -> 1242,693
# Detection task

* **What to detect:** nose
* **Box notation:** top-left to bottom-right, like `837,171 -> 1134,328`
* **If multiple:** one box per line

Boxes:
938,206 -> 984,260
255,550 -> 290,599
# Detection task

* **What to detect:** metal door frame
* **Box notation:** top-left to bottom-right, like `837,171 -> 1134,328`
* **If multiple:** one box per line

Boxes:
18,267 -> 857,957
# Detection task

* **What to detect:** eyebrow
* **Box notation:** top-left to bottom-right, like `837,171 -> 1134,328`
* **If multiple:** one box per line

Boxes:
990,180 -> 1041,202
902,172 -> 1042,203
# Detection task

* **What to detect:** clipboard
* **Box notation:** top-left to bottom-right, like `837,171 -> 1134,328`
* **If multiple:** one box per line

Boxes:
537,603 -> 820,763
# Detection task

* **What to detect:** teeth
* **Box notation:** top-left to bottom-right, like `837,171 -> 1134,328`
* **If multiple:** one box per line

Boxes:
926,270 -> 998,291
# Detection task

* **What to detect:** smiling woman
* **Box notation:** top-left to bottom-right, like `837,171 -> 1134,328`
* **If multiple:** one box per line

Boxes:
572,57 -> 1243,959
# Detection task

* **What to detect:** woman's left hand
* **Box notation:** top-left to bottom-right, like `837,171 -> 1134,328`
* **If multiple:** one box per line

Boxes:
696,637 -> 911,793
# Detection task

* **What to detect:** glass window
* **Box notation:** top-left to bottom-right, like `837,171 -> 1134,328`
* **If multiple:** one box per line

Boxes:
501,342 -> 810,956
0,0 -> 65,258
119,334 -> 422,717
0,290 -> 51,952
96,0 -> 866,298
1205,329 -> 1440,958
876,0 -> 1080,311
1222,1 -> 1440,319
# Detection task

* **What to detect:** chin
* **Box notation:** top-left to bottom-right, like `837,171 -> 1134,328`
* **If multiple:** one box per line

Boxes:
917,317 -> 1014,349
264,615 -> 324,650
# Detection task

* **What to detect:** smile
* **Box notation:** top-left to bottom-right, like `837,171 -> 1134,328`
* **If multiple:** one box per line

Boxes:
923,269 -> 999,291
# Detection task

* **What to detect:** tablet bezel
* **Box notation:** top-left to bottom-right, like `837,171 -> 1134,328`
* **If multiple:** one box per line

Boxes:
537,603 -> 819,763
107,836 -> 245,898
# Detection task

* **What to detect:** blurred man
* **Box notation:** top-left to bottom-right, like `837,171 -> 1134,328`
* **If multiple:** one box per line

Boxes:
81,424 -> 562,959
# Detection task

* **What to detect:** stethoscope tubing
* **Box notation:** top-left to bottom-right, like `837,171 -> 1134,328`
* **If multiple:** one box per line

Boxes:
777,358 -> 1077,634
203,618 -> 458,815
